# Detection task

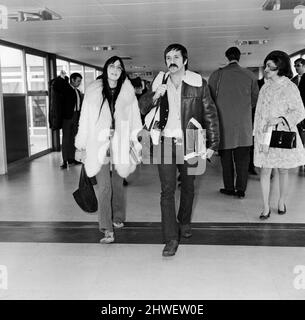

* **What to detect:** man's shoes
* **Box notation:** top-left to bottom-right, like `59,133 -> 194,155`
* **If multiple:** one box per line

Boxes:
180,224 -> 192,238
60,162 -> 67,169
219,188 -> 235,196
162,240 -> 179,257
68,159 -> 82,165
235,190 -> 245,199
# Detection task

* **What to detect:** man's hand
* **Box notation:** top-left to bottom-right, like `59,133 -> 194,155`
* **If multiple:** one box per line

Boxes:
153,84 -> 167,102
205,148 -> 214,159
200,148 -> 214,159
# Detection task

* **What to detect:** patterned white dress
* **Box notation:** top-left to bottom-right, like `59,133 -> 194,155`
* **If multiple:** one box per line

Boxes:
253,76 -> 305,168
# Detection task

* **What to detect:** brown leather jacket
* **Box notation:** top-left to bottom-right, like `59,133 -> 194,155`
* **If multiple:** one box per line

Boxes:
139,70 -> 219,151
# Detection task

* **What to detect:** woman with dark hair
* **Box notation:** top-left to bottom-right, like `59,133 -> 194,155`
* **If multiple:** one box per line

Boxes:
75,56 -> 142,243
253,50 -> 305,219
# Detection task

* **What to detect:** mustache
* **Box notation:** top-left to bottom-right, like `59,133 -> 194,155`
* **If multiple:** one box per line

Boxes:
168,63 -> 178,68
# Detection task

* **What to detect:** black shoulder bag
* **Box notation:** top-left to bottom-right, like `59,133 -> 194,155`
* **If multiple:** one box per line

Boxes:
73,164 -> 98,213
269,116 -> 296,149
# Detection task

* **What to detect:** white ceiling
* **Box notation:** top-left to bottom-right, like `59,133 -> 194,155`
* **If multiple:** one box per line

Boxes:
1,0 -> 305,76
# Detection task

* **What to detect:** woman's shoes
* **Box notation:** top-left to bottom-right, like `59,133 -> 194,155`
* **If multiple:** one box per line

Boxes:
278,204 -> 287,215
113,221 -> 124,228
100,230 -> 114,244
259,210 -> 271,220
259,204 -> 287,219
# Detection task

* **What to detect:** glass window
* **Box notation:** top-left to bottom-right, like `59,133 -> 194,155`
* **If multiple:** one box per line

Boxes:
95,69 -> 102,79
26,54 -> 50,155
70,63 -> 84,92
84,66 -> 95,89
56,59 -> 69,77
27,96 -> 50,155
0,45 -> 25,93
26,54 -> 47,91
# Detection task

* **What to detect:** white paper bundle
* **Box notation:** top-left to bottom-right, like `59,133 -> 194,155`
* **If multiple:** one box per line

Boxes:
184,118 -> 206,160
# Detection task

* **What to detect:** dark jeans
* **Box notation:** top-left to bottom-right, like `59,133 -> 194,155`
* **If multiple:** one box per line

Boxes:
219,146 -> 250,192
62,111 -> 79,162
157,138 -> 195,243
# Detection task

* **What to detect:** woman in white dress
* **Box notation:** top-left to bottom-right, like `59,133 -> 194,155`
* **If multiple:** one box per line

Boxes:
253,50 -> 305,219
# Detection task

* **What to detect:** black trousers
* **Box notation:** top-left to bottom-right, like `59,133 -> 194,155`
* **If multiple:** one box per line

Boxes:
62,111 -> 79,162
219,146 -> 250,193
157,138 -> 195,243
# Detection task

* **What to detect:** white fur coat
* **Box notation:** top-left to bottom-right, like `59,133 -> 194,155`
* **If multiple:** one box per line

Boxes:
75,78 -> 142,178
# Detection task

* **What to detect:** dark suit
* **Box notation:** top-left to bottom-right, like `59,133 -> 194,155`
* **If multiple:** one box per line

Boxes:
292,74 -> 305,145
62,84 -> 82,163
48,76 -> 69,130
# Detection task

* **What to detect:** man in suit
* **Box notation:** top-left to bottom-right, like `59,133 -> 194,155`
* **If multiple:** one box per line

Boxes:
291,58 -> 305,127
60,72 -> 83,169
208,47 -> 259,198
291,58 -> 305,171
291,58 -> 305,90
49,70 -> 69,130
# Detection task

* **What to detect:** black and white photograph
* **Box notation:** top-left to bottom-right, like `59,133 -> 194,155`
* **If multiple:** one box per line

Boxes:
1,0 -> 305,311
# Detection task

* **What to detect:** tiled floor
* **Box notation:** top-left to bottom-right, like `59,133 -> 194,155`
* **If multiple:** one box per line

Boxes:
1,152 -> 305,299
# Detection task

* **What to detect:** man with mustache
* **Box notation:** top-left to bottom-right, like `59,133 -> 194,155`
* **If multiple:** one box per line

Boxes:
139,43 -> 219,257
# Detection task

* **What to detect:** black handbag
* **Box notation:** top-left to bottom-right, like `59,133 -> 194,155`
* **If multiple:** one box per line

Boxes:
269,116 -> 296,149
73,164 -> 98,213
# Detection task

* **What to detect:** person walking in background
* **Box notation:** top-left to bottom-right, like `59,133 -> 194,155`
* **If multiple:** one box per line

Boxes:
291,58 -> 305,172
139,43 -> 219,257
208,47 -> 259,199
75,56 -> 142,243
60,72 -> 83,169
49,70 -> 69,131
253,51 -> 305,220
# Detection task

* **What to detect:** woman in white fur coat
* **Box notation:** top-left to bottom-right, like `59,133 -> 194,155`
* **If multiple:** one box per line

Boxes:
75,56 -> 142,243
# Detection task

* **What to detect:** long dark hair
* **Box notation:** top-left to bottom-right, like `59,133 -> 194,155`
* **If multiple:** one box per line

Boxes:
98,56 -> 127,118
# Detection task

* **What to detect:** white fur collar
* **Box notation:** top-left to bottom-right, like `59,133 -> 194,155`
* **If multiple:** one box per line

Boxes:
93,78 -> 135,107
152,70 -> 202,90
